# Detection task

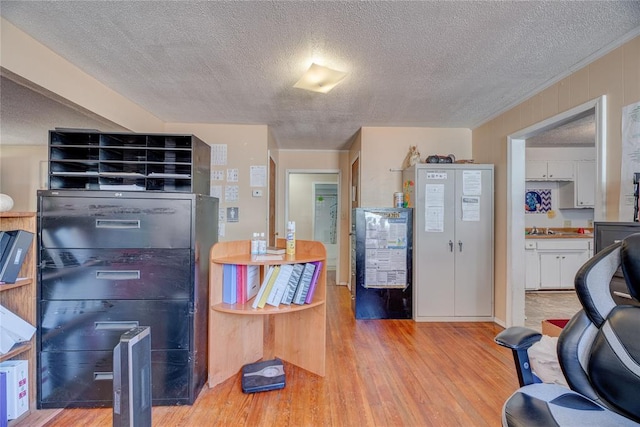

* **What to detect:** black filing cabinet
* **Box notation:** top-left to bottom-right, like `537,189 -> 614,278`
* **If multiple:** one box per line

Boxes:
36,190 -> 217,408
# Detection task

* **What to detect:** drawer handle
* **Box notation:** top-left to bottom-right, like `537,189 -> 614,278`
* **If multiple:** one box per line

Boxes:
95,219 -> 141,229
94,372 -> 113,381
96,270 -> 141,280
94,321 -> 139,331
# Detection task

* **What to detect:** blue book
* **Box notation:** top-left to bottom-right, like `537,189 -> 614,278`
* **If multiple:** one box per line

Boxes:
222,264 -> 237,304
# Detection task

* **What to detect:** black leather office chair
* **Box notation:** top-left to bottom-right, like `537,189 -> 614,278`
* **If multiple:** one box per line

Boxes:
495,233 -> 640,426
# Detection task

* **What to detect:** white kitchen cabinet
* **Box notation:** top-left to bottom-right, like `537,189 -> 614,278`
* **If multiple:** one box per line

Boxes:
558,161 -> 596,208
526,160 -> 574,181
525,241 -> 539,290
536,239 -> 590,289
403,164 -> 494,321
575,161 -> 596,207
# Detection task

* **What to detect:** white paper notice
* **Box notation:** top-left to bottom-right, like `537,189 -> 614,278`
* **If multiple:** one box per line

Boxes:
619,101 -> 640,221
225,185 -> 239,201
250,165 -> 267,187
226,168 -> 239,182
425,184 -> 445,232
211,170 -> 224,181
218,223 -> 225,238
462,196 -> 480,221
211,144 -> 227,166
463,170 -> 482,195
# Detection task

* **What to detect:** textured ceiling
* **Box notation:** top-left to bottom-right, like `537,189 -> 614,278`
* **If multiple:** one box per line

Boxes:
1,1 -> 639,149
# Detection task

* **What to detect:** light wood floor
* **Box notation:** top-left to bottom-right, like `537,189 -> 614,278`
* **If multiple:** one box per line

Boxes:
39,277 -> 518,427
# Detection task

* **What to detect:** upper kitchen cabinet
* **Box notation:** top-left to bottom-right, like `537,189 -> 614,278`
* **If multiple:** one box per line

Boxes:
558,160 -> 596,208
525,160 -> 574,181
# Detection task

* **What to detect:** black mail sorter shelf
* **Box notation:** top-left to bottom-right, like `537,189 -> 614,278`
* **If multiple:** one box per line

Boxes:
48,130 -> 210,194
36,190 -> 218,408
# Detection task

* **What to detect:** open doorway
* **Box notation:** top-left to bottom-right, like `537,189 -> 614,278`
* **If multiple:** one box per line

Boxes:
506,96 -> 607,327
286,171 -> 340,276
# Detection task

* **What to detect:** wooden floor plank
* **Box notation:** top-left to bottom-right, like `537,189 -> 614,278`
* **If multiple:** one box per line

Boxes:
37,276 -> 518,427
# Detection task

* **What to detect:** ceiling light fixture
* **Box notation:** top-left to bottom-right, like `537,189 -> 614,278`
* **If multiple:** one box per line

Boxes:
293,63 -> 347,94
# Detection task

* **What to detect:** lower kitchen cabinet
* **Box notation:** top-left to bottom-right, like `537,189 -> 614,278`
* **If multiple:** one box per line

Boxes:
525,238 -> 592,290
538,251 -> 589,289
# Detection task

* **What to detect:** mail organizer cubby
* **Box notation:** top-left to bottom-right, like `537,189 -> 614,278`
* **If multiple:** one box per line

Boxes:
48,130 -> 210,193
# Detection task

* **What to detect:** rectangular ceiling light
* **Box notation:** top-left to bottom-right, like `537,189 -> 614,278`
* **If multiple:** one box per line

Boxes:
293,63 -> 347,94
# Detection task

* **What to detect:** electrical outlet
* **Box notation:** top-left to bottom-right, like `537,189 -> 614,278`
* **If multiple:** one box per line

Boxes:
252,190 -> 263,197
563,220 -> 572,227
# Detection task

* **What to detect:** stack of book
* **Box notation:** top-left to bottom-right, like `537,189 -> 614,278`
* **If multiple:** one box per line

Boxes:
221,262 -> 322,308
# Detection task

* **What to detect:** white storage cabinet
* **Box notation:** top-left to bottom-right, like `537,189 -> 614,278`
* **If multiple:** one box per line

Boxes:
403,164 -> 494,321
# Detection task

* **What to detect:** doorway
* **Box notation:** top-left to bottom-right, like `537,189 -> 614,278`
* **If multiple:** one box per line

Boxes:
313,183 -> 338,269
506,96 -> 607,327
286,170 -> 340,275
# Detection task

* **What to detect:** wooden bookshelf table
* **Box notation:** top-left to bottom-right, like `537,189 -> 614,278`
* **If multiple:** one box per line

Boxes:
208,240 -> 326,388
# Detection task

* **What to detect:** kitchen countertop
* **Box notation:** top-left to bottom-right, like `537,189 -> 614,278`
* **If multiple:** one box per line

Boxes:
525,228 -> 593,239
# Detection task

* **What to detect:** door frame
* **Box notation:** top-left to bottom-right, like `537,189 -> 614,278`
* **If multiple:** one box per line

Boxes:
285,169 -> 341,279
506,96 -> 607,327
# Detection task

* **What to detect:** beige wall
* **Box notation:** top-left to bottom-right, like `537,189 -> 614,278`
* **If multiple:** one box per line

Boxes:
358,127 -> 472,207
0,145 -> 47,211
473,35 -> 640,324
165,123 -> 269,242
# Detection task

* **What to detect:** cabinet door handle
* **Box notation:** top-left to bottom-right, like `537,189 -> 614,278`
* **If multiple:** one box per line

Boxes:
449,240 -> 453,252
458,241 -> 463,252
94,321 -> 139,331
95,219 -> 141,229
95,270 -> 141,280
94,372 -> 114,381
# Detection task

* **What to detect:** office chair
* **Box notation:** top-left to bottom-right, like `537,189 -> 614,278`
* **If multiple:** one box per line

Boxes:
495,233 -> 640,426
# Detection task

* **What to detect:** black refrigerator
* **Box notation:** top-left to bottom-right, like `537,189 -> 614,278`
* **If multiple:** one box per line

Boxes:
351,208 -> 413,319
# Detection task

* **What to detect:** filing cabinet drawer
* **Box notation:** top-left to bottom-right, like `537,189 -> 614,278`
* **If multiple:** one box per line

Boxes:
40,248 -> 192,300
39,349 -> 191,407
40,196 -> 192,248
40,299 -> 190,351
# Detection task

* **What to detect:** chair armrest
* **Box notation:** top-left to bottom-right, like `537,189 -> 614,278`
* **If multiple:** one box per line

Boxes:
495,326 -> 542,350
495,327 -> 543,387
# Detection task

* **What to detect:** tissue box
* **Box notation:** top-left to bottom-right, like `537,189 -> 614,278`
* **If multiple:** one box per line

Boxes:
0,360 -> 28,420
0,304 -> 36,354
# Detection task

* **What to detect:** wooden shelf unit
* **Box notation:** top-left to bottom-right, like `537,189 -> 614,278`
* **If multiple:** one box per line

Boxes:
0,212 -> 36,424
208,239 -> 326,388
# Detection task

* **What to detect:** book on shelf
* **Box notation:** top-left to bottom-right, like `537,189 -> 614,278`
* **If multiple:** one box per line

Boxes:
266,264 -> 294,307
252,265 -> 280,309
236,265 -> 247,304
281,263 -> 304,305
222,264 -> 237,304
266,246 -> 285,255
292,262 -> 317,305
304,261 -> 323,304
246,265 -> 260,302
